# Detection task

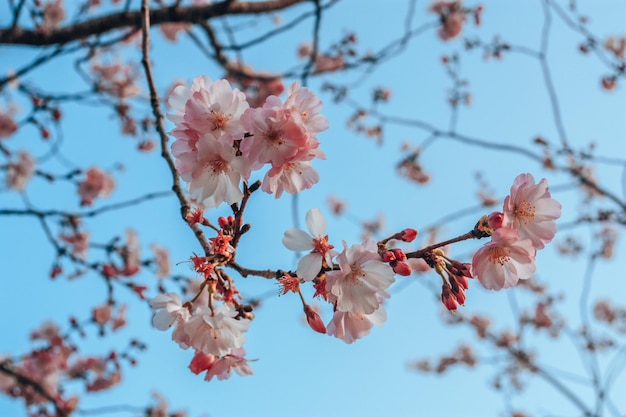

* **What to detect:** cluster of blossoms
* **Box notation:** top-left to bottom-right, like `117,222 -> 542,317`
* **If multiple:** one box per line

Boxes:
77,166 -> 115,206
282,208 -> 409,343
150,292 -> 253,382
0,322 -> 124,416
167,76 -> 328,208
428,0 -> 483,41
471,173 -> 562,290
6,150 -> 36,191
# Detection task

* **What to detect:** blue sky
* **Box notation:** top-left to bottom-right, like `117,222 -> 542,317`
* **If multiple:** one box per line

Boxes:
1,1 -> 625,416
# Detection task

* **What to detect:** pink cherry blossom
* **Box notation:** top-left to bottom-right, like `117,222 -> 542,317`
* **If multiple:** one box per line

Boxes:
240,97 -> 309,168
502,173 -> 561,249
471,228 -> 536,290
183,304 -> 251,356
168,76 -> 248,141
6,151 -> 36,191
285,81 -> 329,136
0,111 -> 18,139
41,0 -> 66,29
326,306 -> 387,344
160,22 -> 191,42
77,166 -> 115,206
429,1 -> 467,41
203,348 -> 254,381
282,208 -> 336,281
325,240 -> 395,314
184,136 -> 250,208
151,243 -> 171,279
261,160 -> 321,198
150,292 -> 190,331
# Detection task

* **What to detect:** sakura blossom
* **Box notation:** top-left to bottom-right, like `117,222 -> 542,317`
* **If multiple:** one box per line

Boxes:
325,240 -> 395,314
159,22 -> 191,42
284,81 -> 329,136
283,208 -> 336,281
182,304 -> 251,357
203,348 -> 254,381
150,292 -> 190,332
502,173 -> 562,249
326,306 -> 387,344
183,137 -> 250,208
59,231 -> 90,259
6,150 -> 35,190
91,60 -> 140,99
41,0 -> 65,30
151,243 -> 171,279
471,227 -> 536,290
77,166 -> 115,206
240,96 -> 310,168
0,110 -> 18,139
429,0 -> 466,41
261,160 -> 321,198
168,77 -> 248,140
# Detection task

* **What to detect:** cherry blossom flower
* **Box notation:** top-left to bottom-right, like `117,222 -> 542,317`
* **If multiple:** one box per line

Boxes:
150,292 -> 190,332
471,227 -> 536,290
429,1 -> 466,41
326,306 -> 387,344
325,240 -> 395,314
6,151 -> 36,190
183,304 -> 251,356
502,173 -> 561,249
186,135 -> 250,208
168,76 -> 248,141
91,60 -> 140,99
151,243 -> 170,279
92,304 -> 112,326
0,110 -> 18,139
41,0 -> 65,30
203,348 -> 254,381
59,231 -> 89,259
240,96 -> 309,168
160,22 -> 191,42
282,208 -> 336,281
285,81 -> 329,136
77,166 -> 115,206
604,36 -> 626,58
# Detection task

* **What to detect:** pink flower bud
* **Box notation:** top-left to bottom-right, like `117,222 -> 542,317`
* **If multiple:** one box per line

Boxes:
396,228 -> 418,242
392,248 -> 407,261
392,261 -> 412,276
189,351 -> 216,374
487,211 -> 503,230
218,216 -> 230,228
382,250 -> 396,263
304,304 -> 326,334
441,284 -> 458,312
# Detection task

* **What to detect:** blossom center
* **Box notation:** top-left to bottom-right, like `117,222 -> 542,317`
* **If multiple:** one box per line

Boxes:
488,246 -> 510,266
209,110 -> 230,131
264,129 -> 284,146
514,200 -> 536,223
208,158 -> 228,174
346,264 -> 366,283
312,236 -> 333,256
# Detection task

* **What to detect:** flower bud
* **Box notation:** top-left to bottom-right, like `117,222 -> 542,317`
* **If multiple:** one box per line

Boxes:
304,304 -> 326,334
395,228 -> 418,242
392,261 -> 412,276
441,284 -> 458,312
